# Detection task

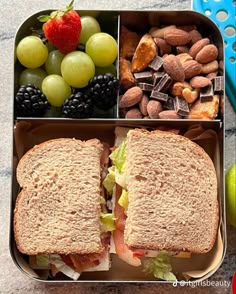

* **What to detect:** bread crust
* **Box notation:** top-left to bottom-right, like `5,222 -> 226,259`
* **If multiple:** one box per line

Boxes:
14,138 -> 104,255
124,129 -> 218,253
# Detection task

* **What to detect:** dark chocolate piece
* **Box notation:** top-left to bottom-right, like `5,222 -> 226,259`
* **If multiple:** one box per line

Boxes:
150,90 -> 168,102
153,72 -> 164,86
174,96 -> 189,116
148,56 -> 163,71
214,76 -> 224,94
154,73 -> 173,93
200,85 -> 214,102
138,83 -> 154,91
134,71 -> 153,83
164,96 -> 175,110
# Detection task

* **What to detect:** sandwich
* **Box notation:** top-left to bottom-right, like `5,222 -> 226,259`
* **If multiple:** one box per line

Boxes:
14,138 -> 113,280
103,127 -> 218,280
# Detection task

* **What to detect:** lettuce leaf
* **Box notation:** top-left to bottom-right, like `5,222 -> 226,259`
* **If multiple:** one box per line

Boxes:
118,189 -> 128,211
36,254 -> 49,268
115,167 -> 127,189
109,140 -> 126,173
103,166 -> 115,194
49,254 -> 80,280
143,251 -> 177,281
100,213 -> 116,232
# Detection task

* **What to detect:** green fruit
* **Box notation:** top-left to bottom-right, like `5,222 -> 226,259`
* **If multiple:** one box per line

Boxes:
226,163 -> 236,228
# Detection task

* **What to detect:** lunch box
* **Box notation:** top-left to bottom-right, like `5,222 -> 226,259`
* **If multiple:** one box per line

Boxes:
10,9 -> 226,283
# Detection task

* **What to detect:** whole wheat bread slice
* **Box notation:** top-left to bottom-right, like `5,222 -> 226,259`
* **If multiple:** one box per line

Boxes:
14,138 -> 104,255
124,129 -> 218,253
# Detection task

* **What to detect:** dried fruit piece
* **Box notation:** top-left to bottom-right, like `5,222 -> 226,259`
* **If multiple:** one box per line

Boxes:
119,58 -> 136,90
131,34 -> 157,72
120,26 -> 141,59
163,54 -> 185,82
186,95 -> 219,119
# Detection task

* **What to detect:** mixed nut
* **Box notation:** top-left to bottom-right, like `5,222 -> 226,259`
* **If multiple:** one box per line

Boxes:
119,24 -> 224,119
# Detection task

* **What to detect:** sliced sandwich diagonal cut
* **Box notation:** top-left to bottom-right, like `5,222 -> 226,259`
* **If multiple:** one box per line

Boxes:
103,127 -> 219,280
14,138 -> 113,280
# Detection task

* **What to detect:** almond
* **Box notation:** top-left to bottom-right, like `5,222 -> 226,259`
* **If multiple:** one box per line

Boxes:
176,53 -> 193,64
164,28 -> 191,46
195,44 -> 218,64
189,29 -> 202,45
190,76 -> 211,88
147,100 -> 162,118
158,110 -> 181,119
189,38 -> 210,58
125,108 -> 143,119
163,54 -> 185,81
139,94 -> 149,116
154,38 -> 171,56
119,86 -> 143,108
176,46 -> 189,54
182,60 -> 202,79
201,60 -> 219,74
149,25 -> 176,38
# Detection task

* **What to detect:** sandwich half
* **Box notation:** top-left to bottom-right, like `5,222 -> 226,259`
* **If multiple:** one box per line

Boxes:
103,127 -> 219,279
14,138 -> 112,279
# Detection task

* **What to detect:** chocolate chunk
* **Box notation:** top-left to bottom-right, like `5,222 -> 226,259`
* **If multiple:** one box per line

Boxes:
153,72 -> 164,86
164,96 -> 175,110
174,96 -> 189,116
134,71 -> 153,83
150,90 -> 168,102
154,73 -> 173,92
138,83 -> 154,91
148,56 -> 163,71
214,76 -> 224,94
200,85 -> 214,102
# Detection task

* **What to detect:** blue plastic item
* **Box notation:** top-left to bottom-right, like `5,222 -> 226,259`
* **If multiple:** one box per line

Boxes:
192,0 -> 236,111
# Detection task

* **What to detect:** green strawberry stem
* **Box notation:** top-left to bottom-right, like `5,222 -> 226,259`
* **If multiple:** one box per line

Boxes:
38,0 -> 75,22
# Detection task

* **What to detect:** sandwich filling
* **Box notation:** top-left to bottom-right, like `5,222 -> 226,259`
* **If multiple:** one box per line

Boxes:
103,128 -> 218,280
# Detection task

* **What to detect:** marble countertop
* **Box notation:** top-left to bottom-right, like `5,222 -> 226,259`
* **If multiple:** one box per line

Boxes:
0,0 -> 235,293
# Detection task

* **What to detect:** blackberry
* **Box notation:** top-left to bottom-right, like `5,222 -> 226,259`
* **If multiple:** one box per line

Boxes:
62,90 -> 94,118
87,73 -> 119,110
15,84 -> 50,117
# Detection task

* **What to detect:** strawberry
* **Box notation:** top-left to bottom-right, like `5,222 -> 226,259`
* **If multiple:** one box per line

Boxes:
38,1 -> 81,54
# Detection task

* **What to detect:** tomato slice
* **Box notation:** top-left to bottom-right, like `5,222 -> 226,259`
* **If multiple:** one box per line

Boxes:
113,184 -> 142,266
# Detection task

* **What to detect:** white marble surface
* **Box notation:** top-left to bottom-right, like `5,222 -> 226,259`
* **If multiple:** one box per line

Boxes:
0,0 -> 235,293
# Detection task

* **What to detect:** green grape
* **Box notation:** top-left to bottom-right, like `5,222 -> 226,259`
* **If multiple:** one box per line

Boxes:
46,41 -> 55,53
79,16 -> 101,45
16,36 -> 48,68
42,75 -> 71,107
19,68 -> 47,90
61,51 -> 95,88
85,33 -> 118,67
95,64 -> 117,76
45,50 -> 65,75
